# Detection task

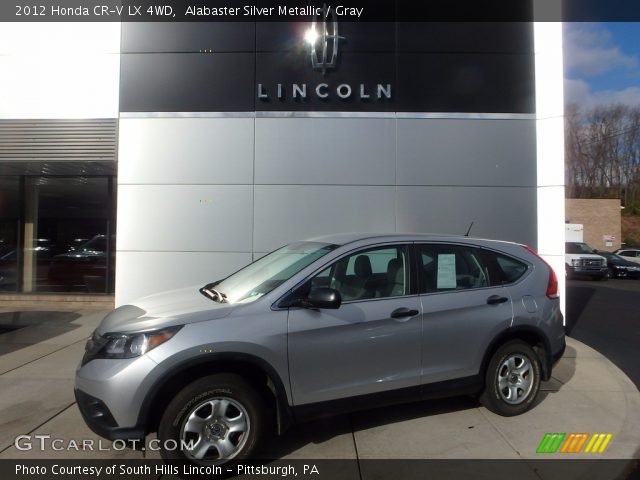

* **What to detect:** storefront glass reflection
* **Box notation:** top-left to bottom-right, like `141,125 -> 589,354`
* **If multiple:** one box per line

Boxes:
0,177 -> 20,292
0,176 -> 115,294
32,177 -> 114,293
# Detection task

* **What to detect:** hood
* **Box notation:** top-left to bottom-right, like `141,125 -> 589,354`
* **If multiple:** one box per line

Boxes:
54,250 -> 105,260
97,284 -> 237,334
566,253 -> 605,259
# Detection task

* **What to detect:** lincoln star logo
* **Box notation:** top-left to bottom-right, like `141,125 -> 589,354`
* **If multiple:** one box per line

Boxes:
306,5 -> 345,74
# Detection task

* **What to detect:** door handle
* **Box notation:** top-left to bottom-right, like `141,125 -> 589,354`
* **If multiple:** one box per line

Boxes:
487,295 -> 509,305
390,307 -> 419,319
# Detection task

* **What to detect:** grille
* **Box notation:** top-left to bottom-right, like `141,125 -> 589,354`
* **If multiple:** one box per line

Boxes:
583,259 -> 603,267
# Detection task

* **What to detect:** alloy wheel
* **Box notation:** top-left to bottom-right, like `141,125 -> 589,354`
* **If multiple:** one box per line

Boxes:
180,397 -> 250,462
497,354 -> 534,405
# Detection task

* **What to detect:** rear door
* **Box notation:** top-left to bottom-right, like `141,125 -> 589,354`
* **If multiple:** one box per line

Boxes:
416,243 -> 514,385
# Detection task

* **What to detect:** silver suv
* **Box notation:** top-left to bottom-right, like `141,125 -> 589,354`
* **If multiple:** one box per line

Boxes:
75,234 -> 565,465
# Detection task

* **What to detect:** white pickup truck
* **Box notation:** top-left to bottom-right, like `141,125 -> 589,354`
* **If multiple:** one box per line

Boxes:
565,242 -> 608,281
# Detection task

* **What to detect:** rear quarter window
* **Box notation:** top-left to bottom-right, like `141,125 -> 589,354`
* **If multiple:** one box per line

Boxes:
481,250 -> 528,285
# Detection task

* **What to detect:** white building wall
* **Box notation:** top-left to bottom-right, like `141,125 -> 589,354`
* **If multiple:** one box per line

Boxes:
116,113 -> 541,305
534,20 -> 566,316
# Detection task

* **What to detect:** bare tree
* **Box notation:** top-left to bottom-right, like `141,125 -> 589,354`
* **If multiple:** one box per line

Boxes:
565,103 -> 640,213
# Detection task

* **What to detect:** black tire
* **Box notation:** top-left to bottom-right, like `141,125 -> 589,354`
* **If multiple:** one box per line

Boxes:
606,267 -> 615,279
479,340 -> 541,416
158,374 -> 264,466
565,266 -> 573,280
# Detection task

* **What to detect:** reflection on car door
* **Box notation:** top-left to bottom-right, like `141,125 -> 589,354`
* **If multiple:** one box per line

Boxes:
287,244 -> 422,406
416,243 -> 514,385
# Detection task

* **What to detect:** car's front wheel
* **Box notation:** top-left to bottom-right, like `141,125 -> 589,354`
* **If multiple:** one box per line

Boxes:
158,374 -> 264,465
479,340 -> 541,416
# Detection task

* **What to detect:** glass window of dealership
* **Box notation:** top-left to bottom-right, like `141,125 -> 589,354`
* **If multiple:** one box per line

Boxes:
0,172 -> 116,294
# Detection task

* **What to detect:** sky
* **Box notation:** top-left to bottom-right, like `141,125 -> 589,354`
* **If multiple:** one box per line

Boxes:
564,23 -> 640,108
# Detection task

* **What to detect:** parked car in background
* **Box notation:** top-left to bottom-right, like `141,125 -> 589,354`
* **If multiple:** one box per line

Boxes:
594,250 -> 640,279
565,242 -> 608,280
0,239 -> 53,291
76,233 -> 565,466
48,235 -> 114,292
613,248 -> 640,265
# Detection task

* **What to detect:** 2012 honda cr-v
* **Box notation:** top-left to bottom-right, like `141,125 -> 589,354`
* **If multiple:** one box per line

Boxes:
75,233 -> 565,465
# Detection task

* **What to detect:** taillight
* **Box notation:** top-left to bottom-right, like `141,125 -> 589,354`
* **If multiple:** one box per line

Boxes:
523,245 -> 559,299
546,268 -> 559,299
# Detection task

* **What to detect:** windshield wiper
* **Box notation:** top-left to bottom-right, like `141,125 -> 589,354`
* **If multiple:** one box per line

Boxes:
199,284 -> 228,303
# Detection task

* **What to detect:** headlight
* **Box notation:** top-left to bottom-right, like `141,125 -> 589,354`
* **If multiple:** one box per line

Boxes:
82,326 -> 181,365
571,259 -> 581,266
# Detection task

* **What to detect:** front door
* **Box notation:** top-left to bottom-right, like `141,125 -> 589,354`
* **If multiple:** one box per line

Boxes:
287,244 -> 422,406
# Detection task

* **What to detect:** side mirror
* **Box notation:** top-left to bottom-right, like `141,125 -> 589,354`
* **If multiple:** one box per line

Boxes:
306,288 -> 342,309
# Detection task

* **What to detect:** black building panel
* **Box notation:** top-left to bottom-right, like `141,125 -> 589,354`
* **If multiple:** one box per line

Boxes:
397,23 -> 534,53
256,22 -> 396,52
121,22 -> 256,53
396,53 -> 535,113
119,22 -> 536,113
120,53 -> 255,111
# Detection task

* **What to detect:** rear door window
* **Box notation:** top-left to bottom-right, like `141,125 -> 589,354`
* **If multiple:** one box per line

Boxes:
417,244 -> 490,293
417,244 -> 528,293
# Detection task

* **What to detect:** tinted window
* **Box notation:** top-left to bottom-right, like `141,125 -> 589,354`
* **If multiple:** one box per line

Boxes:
481,250 -> 528,285
310,245 -> 410,302
418,244 -> 490,293
565,242 -> 594,254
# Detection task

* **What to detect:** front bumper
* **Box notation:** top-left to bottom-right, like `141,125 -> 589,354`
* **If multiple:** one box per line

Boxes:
612,267 -> 640,278
74,354 -> 162,442
75,389 -> 145,442
567,266 -> 607,277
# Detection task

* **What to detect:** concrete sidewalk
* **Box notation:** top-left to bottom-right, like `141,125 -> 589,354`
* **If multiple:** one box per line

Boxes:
0,308 -> 638,466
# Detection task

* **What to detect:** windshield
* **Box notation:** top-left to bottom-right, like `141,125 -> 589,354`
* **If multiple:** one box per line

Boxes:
79,236 -> 106,252
566,242 -> 594,254
211,241 -> 338,304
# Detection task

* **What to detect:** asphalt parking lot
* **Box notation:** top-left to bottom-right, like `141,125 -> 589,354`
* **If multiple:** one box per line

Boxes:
566,278 -> 640,388
0,281 -> 638,478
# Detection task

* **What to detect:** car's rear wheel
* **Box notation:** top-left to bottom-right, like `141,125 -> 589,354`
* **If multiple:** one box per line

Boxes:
480,340 -> 541,416
158,374 -> 264,466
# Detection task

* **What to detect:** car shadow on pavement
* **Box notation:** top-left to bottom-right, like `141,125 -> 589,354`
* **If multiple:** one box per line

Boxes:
260,353 -> 577,460
534,344 -> 577,407
564,283 -> 597,335
259,395 -> 479,459
0,310 -> 81,355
